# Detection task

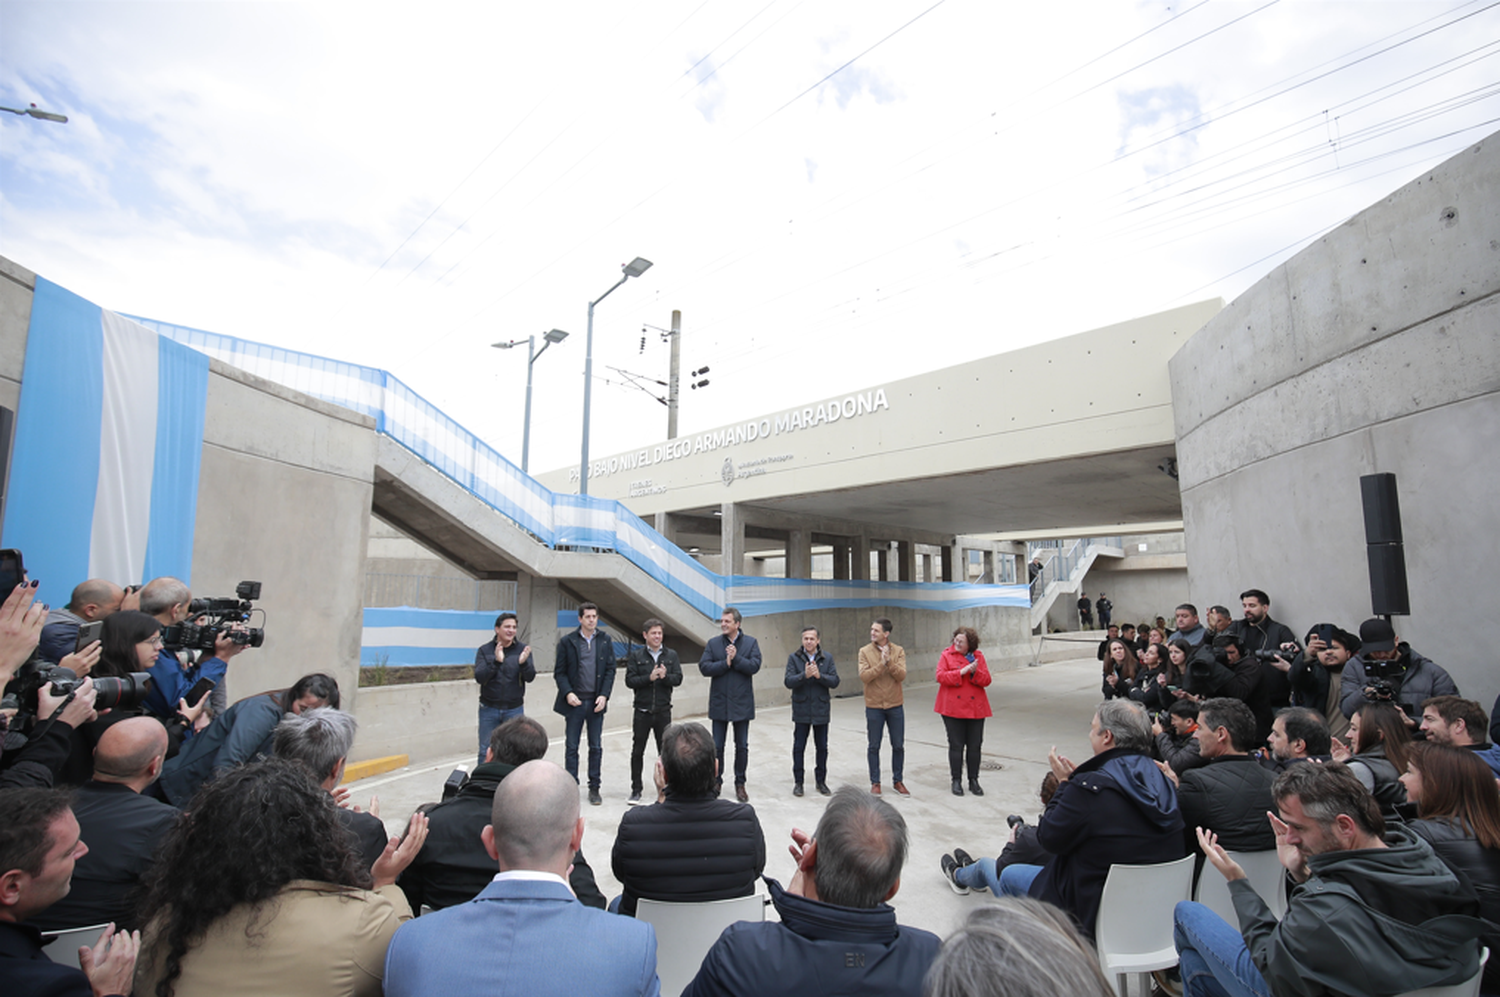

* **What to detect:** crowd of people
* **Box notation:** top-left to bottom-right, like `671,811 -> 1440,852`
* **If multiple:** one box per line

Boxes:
5,570 -> 1500,997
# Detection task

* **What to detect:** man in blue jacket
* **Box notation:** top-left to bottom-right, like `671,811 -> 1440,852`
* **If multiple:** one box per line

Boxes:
784,626 -> 838,797
699,607 -> 761,802
553,602 -> 615,805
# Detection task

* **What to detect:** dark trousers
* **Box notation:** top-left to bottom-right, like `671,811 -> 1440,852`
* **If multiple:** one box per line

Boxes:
712,718 -> 750,787
865,706 -> 905,783
630,708 -> 671,793
942,715 -> 985,781
791,722 -> 829,785
564,703 -> 605,790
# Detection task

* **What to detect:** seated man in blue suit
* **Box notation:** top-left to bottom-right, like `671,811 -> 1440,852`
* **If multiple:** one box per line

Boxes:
383,759 -> 660,997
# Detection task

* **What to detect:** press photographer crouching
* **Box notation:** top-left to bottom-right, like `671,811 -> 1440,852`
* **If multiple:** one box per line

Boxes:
1339,618 -> 1458,724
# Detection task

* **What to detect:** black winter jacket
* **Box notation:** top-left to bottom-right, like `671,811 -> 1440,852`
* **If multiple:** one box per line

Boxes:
1409,817 -> 1500,994
1178,754 -> 1277,852
610,790 -> 766,916
553,629 -> 617,715
1156,728 -> 1208,776
1340,645 -> 1457,719
473,638 -> 534,709
396,760 -> 604,912
623,645 -> 683,713
699,631 -> 762,722
784,649 -> 839,725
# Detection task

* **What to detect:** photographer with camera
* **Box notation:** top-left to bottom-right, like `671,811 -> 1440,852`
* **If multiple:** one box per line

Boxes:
1289,623 -> 1358,740
36,580 -> 123,666
1230,589 -> 1298,717
137,577 -> 255,723
1,582 -> 104,789
1339,618 -> 1457,724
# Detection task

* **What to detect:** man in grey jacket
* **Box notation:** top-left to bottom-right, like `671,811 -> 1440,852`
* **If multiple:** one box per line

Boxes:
1174,762 -> 1485,997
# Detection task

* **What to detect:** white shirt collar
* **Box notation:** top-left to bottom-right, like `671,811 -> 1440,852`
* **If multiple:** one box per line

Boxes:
491,869 -> 573,894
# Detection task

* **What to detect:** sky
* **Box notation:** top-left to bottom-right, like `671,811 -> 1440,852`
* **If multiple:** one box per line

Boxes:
3,0 -> 1498,481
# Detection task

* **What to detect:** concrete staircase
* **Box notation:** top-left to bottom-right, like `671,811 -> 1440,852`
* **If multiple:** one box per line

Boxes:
1029,538 -> 1124,633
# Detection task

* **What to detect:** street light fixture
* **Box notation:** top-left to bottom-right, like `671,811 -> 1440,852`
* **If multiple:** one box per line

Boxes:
0,103 -> 68,123
580,257 -> 652,495
492,328 -> 569,473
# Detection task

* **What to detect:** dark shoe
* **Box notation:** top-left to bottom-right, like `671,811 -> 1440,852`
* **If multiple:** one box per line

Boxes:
968,780 -> 984,797
871,782 -> 882,795
952,847 -> 976,868
628,790 -> 642,805
951,779 -> 964,796
816,783 -> 831,796
588,788 -> 602,806
793,783 -> 804,797
892,781 -> 910,796
1151,969 -> 1183,997
736,784 -> 749,803
940,854 -> 970,895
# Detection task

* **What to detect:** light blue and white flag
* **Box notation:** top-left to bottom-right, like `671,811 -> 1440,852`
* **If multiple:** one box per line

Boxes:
2,276 -> 209,607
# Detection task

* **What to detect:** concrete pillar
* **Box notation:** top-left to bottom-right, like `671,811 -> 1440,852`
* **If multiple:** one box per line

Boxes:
653,511 -> 675,543
876,545 -> 890,581
720,503 -> 745,578
982,549 -> 995,584
832,540 -> 851,580
852,534 -> 871,581
523,577 -> 562,643
897,540 -> 916,582
920,553 -> 933,583
787,528 -> 812,579
941,543 -> 955,583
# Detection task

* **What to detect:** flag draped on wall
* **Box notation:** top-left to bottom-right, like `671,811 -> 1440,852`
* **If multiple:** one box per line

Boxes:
1,276 -> 209,607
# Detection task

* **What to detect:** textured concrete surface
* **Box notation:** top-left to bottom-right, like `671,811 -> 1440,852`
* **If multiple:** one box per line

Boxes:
347,652 -> 1109,941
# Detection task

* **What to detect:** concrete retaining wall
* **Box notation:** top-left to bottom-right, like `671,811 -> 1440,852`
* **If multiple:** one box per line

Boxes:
1169,132 -> 1500,710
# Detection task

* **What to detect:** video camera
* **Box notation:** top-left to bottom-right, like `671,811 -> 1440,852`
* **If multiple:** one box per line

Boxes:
1252,641 -> 1301,662
1364,656 -> 1408,703
162,580 -> 266,652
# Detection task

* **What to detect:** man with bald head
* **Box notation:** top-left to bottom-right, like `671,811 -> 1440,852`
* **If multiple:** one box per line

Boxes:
30,718 -> 177,932
37,579 -> 124,664
384,760 -> 660,997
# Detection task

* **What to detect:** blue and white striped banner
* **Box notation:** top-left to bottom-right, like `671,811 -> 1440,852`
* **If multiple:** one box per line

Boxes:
2,278 -> 208,606
361,606 -> 498,667
726,577 -> 1030,617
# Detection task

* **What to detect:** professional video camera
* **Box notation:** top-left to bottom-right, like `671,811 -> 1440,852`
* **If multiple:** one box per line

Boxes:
162,580 -> 266,652
1363,656 -> 1408,703
1252,641 -> 1302,662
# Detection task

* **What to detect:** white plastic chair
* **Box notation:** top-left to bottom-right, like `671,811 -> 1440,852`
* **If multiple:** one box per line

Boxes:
1095,855 -> 1197,997
635,894 -> 767,997
39,922 -> 111,970
1397,946 -> 1490,997
1192,850 -> 1289,925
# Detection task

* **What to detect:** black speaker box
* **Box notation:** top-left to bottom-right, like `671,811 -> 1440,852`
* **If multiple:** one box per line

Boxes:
1360,473 -> 1403,544
1367,544 -> 1411,617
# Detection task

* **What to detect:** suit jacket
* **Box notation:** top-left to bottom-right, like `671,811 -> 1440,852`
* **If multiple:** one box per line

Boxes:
699,632 -> 762,722
553,629 -> 617,715
29,780 -> 178,932
383,877 -> 660,997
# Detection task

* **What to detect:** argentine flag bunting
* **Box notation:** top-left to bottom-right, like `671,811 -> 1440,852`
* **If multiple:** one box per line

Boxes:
1,276 -> 208,607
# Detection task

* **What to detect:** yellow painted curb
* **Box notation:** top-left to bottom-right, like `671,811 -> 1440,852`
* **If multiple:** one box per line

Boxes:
341,754 -> 409,784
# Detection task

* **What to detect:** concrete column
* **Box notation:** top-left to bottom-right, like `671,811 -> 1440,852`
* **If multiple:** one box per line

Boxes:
897,540 -> 916,582
941,543 -> 955,583
832,540 -> 851,580
523,577 -> 562,643
787,528 -> 812,579
720,503 -> 745,578
920,553 -> 933,582
653,511 -> 675,543
982,549 -> 995,584
852,534 -> 871,581
876,545 -> 890,581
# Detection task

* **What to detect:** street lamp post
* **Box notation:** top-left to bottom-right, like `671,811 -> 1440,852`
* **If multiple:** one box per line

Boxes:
0,103 -> 68,123
580,257 -> 652,495
492,328 -> 569,473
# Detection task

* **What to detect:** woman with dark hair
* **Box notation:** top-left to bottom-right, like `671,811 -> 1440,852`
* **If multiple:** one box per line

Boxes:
96,609 -> 164,679
1100,639 -> 1139,700
1130,643 -> 1172,713
1400,742 -> 1500,995
135,758 -> 427,997
1332,702 -> 1412,811
936,626 -> 991,797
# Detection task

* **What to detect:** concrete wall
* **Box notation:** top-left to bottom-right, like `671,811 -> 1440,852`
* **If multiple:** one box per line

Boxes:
1065,563 -> 1188,632
1170,132 -> 1500,711
352,601 -> 1033,765
0,258 -> 32,413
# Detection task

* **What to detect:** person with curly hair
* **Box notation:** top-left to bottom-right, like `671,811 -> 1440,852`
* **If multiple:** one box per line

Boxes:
935,626 -> 992,797
134,758 -> 427,997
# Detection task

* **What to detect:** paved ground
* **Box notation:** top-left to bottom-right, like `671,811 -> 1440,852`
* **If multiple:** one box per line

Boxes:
348,652 -> 1109,941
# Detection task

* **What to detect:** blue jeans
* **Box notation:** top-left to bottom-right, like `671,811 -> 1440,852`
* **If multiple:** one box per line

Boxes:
564,703 -> 605,790
1173,901 -> 1271,997
477,704 -> 524,768
997,862 -> 1042,897
954,857 -> 1004,895
865,706 -> 905,783
712,719 -> 750,787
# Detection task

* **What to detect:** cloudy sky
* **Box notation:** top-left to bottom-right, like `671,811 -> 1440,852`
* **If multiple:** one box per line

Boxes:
3,0 -> 1497,480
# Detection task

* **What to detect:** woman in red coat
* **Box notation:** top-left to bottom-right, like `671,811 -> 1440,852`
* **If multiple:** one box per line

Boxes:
935,625 -> 992,797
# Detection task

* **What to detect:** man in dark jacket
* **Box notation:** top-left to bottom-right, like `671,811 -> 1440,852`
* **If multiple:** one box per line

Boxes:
397,716 -> 604,912
682,787 -> 940,997
699,607 -> 761,802
1230,588 -> 1299,736
611,721 -> 764,916
553,602 -> 616,805
784,626 -> 839,797
622,618 -> 682,803
1340,618 -> 1458,721
1154,700 -> 1208,776
472,611 -> 534,768
1263,706 -> 1331,773
1177,762 -> 1486,997
1164,698 -> 1277,854
1288,624 -> 1358,740
998,699 -> 1185,939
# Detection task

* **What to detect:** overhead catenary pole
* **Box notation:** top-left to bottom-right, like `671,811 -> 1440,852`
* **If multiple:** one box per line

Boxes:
667,309 -> 681,439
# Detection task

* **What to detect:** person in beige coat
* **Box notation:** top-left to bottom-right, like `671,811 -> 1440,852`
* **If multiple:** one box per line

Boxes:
859,617 -> 909,796
134,758 -> 427,997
